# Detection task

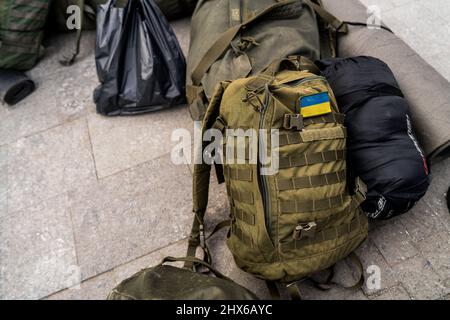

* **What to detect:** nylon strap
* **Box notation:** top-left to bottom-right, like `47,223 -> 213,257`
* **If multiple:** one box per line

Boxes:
265,281 -> 281,300
304,0 -> 348,33
312,252 -> 365,291
278,149 -> 346,169
280,194 -> 346,213
231,224 -> 253,246
303,113 -> 345,126
308,187 -> 366,228
277,170 -> 347,191
60,0 -> 85,66
226,167 -> 253,181
191,0 -> 302,85
232,207 -> 256,226
229,188 -> 254,204
286,283 -> 302,300
163,256 -> 232,281
206,220 -> 231,240
279,126 -> 347,146
185,162 -> 213,269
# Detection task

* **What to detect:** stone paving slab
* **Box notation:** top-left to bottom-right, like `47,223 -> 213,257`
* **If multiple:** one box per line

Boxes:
370,285 -> 411,300
0,194 -> 77,300
69,153 -> 192,280
3,118 -> 97,214
369,220 -> 420,266
393,256 -> 447,300
87,105 -> 192,178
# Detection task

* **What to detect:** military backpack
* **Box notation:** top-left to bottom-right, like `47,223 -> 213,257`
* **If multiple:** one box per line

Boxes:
188,56 -> 368,293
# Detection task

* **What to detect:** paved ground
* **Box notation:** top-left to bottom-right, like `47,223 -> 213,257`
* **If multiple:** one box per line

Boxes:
0,1 -> 449,300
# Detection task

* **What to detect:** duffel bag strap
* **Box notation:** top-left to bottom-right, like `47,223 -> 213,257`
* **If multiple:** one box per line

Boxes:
163,256 -> 233,281
304,0 -> 348,33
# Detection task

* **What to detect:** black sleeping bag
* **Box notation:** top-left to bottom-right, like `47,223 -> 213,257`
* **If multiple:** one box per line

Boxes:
317,56 -> 430,219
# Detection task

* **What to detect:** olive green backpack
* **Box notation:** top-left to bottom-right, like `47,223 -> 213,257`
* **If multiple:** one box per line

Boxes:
107,257 -> 258,300
186,0 -> 348,121
189,56 -> 368,296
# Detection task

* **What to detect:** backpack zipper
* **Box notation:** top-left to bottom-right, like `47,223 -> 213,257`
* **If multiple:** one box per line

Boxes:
258,86 -> 272,234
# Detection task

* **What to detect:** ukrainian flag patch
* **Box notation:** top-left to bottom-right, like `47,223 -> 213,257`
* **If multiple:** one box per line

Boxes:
299,92 -> 332,118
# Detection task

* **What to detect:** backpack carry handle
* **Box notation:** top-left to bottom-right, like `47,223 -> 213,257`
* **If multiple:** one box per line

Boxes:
245,56 -> 321,91
262,56 -> 320,76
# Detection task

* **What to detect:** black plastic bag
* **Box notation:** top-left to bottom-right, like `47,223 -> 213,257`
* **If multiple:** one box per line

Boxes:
318,56 -> 430,219
94,0 -> 186,116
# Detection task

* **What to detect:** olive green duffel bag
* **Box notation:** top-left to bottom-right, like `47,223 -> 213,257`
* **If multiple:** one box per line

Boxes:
154,0 -> 198,21
107,257 -> 259,300
186,0 -> 348,121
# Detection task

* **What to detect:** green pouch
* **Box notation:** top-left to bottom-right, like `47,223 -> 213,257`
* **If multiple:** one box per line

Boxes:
107,257 -> 259,300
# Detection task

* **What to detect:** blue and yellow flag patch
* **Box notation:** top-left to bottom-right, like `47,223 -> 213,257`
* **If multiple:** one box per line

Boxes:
299,92 -> 332,118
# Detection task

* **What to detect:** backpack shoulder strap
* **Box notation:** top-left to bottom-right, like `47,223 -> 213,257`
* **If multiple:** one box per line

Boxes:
185,81 -> 229,269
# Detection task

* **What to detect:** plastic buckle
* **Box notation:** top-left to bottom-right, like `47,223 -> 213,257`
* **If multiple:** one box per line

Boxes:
199,224 -> 206,249
355,177 -> 368,199
284,114 -> 304,131
293,222 -> 317,240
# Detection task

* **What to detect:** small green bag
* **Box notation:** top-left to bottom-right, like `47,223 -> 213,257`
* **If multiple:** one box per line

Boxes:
107,257 -> 259,300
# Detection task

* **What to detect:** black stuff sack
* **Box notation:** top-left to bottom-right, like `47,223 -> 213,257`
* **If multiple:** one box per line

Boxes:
94,0 -> 186,116
318,56 -> 430,219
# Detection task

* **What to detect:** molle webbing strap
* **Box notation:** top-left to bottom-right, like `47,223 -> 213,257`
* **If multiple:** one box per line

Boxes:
191,0 -> 303,85
232,207 -> 256,226
280,214 -> 363,251
229,188 -> 254,205
226,167 -> 253,181
280,194 -> 346,213
278,149 -> 346,169
277,170 -> 347,191
303,113 -> 345,126
279,126 -> 347,146
316,190 -> 365,227
232,224 -> 253,246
